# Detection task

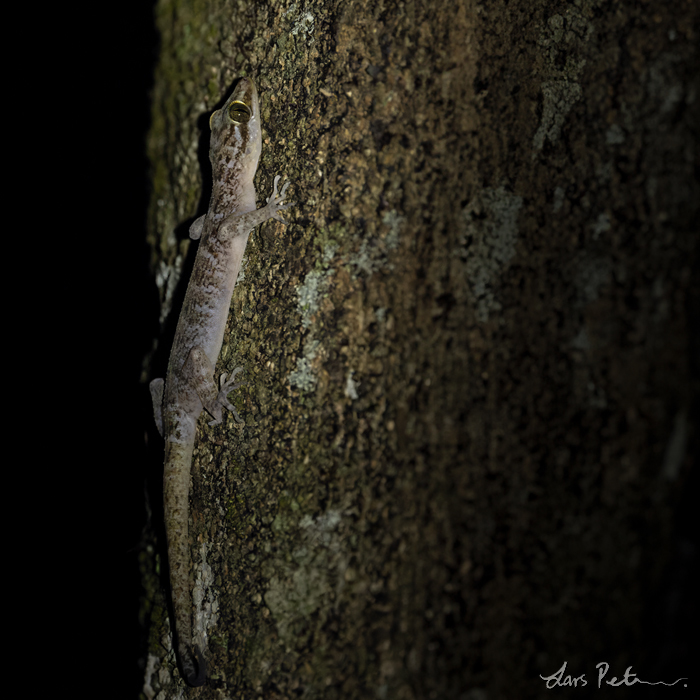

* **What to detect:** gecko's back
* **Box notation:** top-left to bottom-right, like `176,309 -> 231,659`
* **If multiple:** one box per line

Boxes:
166,78 -> 263,401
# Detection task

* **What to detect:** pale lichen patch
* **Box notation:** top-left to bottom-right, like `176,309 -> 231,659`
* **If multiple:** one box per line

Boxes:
461,186 -> 523,322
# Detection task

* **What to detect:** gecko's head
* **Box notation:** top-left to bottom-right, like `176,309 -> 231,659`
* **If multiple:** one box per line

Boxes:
208,77 -> 262,186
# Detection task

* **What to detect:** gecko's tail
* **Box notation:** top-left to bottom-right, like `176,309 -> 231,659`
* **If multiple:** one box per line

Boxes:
181,643 -> 207,687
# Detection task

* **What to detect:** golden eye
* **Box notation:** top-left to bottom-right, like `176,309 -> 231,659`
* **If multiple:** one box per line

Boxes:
209,110 -> 220,129
227,101 -> 251,124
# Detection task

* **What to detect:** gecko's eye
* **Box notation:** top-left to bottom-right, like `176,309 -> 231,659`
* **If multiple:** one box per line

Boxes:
209,110 -> 220,130
228,101 -> 252,124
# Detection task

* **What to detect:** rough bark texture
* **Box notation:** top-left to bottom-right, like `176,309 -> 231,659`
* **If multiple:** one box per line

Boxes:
143,1 -> 698,698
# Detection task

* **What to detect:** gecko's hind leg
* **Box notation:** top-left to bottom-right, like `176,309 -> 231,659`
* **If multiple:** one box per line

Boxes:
189,215 -> 205,240
183,348 -> 245,425
209,368 -> 246,425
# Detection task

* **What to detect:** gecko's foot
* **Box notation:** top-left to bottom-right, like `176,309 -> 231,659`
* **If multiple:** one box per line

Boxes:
208,367 -> 246,425
266,174 -> 294,224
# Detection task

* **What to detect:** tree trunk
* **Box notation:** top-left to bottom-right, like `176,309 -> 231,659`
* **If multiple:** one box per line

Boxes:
143,1 -> 698,697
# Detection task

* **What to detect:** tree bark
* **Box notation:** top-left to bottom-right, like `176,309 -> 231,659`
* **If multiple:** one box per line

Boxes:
143,1 -> 698,698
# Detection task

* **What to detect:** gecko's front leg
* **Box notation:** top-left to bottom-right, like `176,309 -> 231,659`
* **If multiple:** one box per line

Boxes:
219,175 -> 293,239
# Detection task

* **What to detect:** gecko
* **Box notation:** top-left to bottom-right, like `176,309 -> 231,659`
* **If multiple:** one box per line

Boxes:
149,77 -> 292,686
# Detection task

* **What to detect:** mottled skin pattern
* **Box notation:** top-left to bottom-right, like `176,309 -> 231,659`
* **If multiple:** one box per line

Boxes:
150,78 -> 292,686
